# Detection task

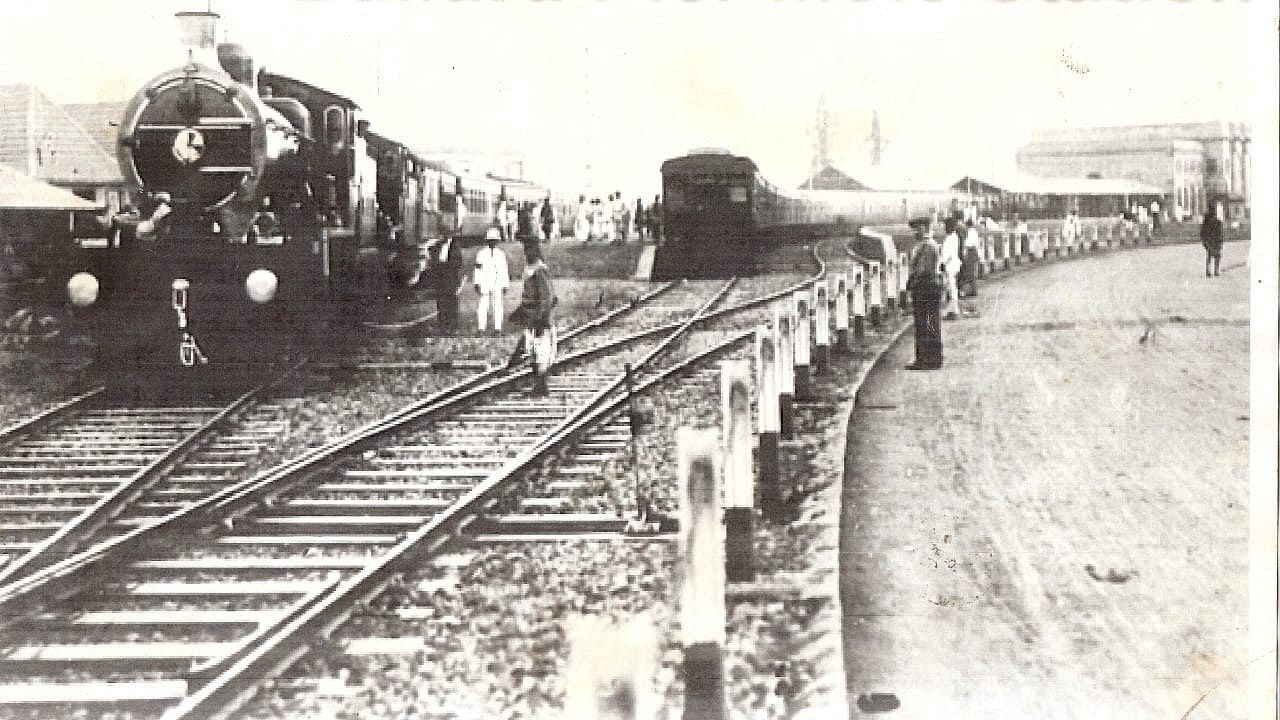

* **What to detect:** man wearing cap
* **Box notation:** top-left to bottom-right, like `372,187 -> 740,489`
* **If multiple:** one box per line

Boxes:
507,246 -> 557,395
473,228 -> 510,334
906,218 -> 944,370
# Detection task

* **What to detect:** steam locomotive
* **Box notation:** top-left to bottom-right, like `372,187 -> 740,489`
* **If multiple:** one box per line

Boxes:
654,149 -> 967,279
66,13 -> 570,389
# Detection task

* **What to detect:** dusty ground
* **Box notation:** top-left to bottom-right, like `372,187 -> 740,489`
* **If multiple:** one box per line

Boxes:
840,242 -> 1254,719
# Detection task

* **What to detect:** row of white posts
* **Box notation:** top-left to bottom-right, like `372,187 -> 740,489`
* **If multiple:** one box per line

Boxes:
576,224 -> 1155,718
977,221 -> 1153,274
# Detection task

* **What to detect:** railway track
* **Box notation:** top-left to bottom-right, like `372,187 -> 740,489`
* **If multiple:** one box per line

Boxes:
0,250 -> 825,719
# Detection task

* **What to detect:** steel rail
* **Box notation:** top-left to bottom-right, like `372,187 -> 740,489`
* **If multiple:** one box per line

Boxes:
166,280 -> 748,720
0,387 -> 104,449
0,246 -> 824,613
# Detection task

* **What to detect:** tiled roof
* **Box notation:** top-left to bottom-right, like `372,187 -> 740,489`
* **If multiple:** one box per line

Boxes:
0,85 -> 122,186
0,164 -> 102,210
799,166 -> 872,192
62,102 -> 126,159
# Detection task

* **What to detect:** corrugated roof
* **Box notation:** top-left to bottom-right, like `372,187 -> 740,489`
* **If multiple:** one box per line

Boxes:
799,166 -> 871,191
62,102 -> 126,159
953,173 -> 1165,196
0,85 -> 122,187
0,164 -> 102,210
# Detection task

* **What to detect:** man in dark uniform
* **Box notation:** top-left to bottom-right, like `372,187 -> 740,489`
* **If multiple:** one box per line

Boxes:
540,196 -> 556,242
507,246 -> 557,395
431,236 -> 462,333
1200,208 -> 1224,277
905,218 -> 944,370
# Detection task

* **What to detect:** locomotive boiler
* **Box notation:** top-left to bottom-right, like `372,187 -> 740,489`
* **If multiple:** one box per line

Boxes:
69,11 -> 436,390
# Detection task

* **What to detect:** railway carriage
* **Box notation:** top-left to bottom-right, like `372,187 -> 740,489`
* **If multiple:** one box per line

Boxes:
655,148 -> 967,279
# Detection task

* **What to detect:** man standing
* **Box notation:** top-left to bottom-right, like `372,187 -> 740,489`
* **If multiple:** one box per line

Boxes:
906,218 -> 943,370
940,218 -> 962,320
495,196 -> 509,242
650,195 -> 663,243
960,220 -> 981,297
431,236 -> 461,333
508,247 -> 557,396
1061,208 -> 1081,250
635,198 -> 645,240
1150,198 -> 1162,233
540,196 -> 556,242
1200,209 -> 1223,277
473,228 -> 510,334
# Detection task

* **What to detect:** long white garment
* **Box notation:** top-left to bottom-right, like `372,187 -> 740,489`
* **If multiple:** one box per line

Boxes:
474,246 -> 510,332
574,205 -> 591,241
941,231 -> 961,316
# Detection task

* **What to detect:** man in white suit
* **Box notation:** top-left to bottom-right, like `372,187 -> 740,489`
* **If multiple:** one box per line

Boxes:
473,227 -> 510,334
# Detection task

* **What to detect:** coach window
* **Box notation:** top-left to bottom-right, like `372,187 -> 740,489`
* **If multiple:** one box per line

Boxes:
728,185 -> 748,203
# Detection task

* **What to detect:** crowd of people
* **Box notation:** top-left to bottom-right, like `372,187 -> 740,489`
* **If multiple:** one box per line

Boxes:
570,193 -> 663,244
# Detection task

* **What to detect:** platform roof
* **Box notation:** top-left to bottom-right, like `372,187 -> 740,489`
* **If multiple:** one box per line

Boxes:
952,173 -> 1166,196
0,85 -> 121,187
0,164 -> 102,211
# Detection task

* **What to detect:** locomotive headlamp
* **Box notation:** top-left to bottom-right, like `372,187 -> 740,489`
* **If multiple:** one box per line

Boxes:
245,268 -> 278,303
67,272 -> 99,307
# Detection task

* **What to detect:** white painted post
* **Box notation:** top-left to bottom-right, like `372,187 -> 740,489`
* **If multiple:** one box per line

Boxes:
813,281 -> 830,373
564,615 -> 658,720
757,327 -> 781,506
774,309 -> 795,439
834,272 -> 850,352
867,261 -> 883,328
677,428 -> 727,720
851,266 -> 867,341
722,360 -> 753,583
793,291 -> 812,400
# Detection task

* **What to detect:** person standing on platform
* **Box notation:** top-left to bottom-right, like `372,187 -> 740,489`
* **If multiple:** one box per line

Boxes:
507,246 -> 558,396
505,202 -> 518,245
1150,198 -> 1162,233
905,218 -> 943,370
1200,209 -> 1223,277
431,236 -> 462,333
540,196 -> 556,242
495,196 -> 509,241
618,194 -> 631,243
940,218 -> 962,320
960,220 -> 981,297
635,198 -> 645,240
574,195 -> 591,242
1061,208 -> 1081,249
473,228 -> 510,334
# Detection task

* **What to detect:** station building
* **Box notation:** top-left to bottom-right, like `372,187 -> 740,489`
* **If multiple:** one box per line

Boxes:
1015,122 -> 1250,221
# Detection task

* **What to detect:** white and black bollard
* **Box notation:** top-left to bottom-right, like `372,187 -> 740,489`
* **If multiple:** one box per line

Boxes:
757,327 -> 782,509
677,428 -> 727,720
565,615 -> 658,720
722,360 -> 754,583
792,291 -> 812,400
813,281 -> 830,373
774,310 -> 795,440
883,260 -> 896,313
834,273 -> 850,353
867,262 -> 883,329
851,267 -> 867,343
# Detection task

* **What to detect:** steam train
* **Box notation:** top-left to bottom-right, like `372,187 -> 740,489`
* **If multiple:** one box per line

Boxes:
654,149 -> 968,279
66,17 -> 572,388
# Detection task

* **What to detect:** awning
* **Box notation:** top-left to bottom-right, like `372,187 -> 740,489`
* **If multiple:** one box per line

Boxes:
0,164 -> 102,211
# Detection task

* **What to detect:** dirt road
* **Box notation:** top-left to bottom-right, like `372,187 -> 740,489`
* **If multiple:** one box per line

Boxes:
840,242 -> 1252,719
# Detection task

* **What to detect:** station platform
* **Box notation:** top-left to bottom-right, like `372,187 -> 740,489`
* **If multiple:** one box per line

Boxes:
838,241 -> 1254,719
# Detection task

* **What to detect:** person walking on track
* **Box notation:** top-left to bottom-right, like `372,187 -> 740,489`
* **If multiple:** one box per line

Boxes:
906,218 -> 944,370
508,246 -> 558,396
1200,208 -> 1224,277
473,228 -> 510,334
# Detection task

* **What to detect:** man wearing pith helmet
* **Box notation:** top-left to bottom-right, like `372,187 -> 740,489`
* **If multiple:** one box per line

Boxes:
473,227 -> 510,334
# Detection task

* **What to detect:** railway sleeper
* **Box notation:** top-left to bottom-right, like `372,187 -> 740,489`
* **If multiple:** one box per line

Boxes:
277,498 -> 453,515
0,678 -> 190,705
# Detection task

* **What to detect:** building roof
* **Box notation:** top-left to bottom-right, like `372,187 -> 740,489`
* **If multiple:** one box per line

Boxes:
0,85 -> 122,187
0,164 -> 102,210
61,102 -> 126,159
952,173 -> 1166,196
798,165 -> 871,191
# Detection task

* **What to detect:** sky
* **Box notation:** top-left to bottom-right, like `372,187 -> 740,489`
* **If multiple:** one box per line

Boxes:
0,0 -> 1270,199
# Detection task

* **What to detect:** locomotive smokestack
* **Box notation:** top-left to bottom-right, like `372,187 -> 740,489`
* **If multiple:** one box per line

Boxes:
175,11 -> 220,67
